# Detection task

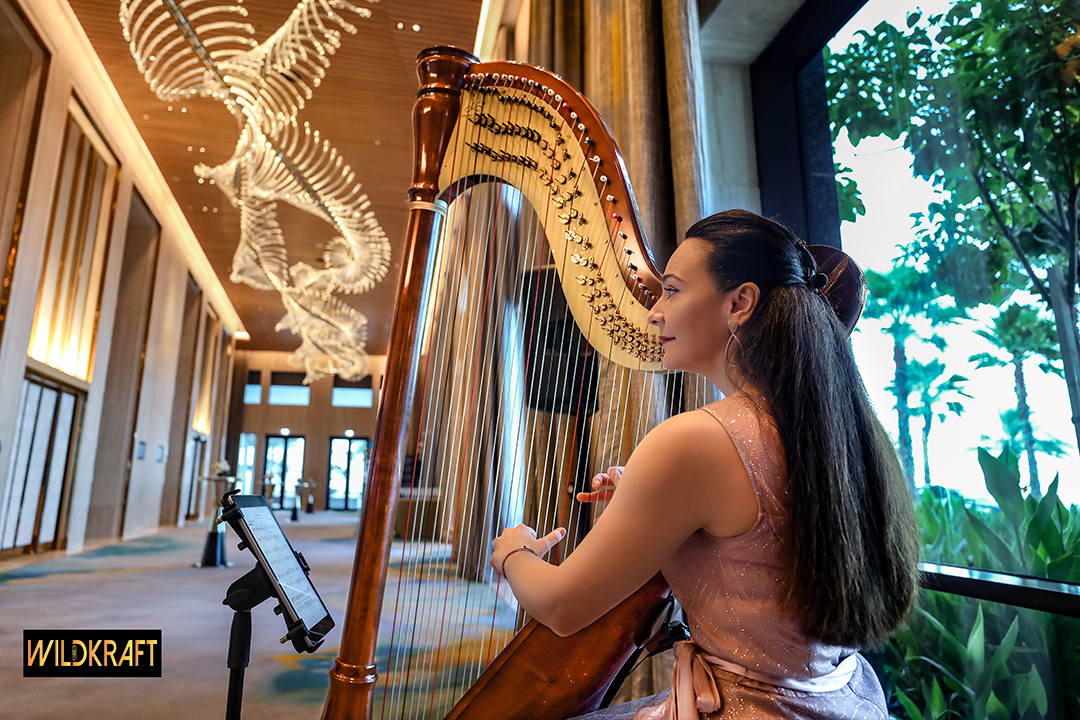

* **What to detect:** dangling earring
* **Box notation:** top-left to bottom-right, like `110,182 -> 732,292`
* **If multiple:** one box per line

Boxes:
725,320 -> 743,368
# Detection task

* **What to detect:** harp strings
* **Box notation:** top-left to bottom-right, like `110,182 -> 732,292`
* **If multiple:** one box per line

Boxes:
377,72 -> 695,719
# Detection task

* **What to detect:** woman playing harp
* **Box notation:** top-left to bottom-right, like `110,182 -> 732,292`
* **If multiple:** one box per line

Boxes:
489,209 -> 921,719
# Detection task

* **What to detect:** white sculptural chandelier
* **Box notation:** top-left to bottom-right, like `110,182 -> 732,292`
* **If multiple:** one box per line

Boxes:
120,0 -> 389,382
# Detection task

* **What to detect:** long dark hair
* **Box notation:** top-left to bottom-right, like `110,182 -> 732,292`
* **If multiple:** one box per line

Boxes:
686,209 -> 920,648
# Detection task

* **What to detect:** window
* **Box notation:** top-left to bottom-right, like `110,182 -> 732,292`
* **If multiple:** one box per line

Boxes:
268,371 -> 309,406
331,375 -> 374,408
826,0 -> 1078,579
243,370 -> 261,405
263,435 -> 305,509
327,437 -> 369,510
743,0 -> 1080,714
236,432 -> 257,495
0,376 -> 79,554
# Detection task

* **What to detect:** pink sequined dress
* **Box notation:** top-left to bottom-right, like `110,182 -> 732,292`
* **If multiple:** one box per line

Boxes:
572,394 -> 889,719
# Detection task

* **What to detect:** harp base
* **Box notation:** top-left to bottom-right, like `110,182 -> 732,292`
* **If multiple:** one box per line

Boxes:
322,660 -> 378,720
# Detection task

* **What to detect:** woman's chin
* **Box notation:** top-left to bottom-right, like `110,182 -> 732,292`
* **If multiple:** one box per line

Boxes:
660,353 -> 681,372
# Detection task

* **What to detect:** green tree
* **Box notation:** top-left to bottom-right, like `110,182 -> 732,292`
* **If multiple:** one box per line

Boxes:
826,0 -> 1080,451
982,407 -> 1070,469
864,263 -> 960,483
970,304 -> 1065,494
905,358 -> 970,487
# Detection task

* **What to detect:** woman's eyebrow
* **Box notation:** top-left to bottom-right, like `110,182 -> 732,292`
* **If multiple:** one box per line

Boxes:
661,273 -> 683,282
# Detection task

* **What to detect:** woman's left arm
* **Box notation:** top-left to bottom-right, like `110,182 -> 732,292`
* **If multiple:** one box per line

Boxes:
489,409 -> 754,636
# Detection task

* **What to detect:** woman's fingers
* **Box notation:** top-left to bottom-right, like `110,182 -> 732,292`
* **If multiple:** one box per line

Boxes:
575,488 -> 615,503
536,527 -> 566,555
579,468 -> 621,504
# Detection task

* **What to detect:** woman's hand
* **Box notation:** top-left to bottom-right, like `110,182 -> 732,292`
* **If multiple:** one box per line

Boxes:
489,524 -> 566,576
576,466 -> 624,504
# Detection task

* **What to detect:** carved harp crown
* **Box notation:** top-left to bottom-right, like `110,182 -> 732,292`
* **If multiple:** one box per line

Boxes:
323,46 -> 674,720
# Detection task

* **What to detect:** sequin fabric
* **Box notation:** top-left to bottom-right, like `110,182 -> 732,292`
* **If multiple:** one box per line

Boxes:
571,394 -> 888,719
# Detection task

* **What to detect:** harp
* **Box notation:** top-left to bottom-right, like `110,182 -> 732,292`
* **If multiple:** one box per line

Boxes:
323,46 -> 698,720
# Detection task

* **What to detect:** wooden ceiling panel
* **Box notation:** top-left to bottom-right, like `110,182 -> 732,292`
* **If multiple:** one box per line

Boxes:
66,0 -> 484,354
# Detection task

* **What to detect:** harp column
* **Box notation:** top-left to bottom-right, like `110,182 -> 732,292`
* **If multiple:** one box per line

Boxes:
321,46 -> 478,720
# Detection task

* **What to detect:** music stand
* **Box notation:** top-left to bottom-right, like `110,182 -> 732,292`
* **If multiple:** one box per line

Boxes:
219,490 -> 335,719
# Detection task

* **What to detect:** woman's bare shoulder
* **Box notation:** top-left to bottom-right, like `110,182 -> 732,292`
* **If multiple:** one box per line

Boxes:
635,405 -> 741,471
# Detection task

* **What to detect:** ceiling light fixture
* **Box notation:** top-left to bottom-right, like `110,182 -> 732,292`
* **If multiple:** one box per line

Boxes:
120,0 -> 388,384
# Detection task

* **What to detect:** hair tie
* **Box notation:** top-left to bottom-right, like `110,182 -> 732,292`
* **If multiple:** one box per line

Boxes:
794,240 -> 826,295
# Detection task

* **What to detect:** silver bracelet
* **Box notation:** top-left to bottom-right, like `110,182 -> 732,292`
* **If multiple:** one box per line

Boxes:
500,545 -> 537,576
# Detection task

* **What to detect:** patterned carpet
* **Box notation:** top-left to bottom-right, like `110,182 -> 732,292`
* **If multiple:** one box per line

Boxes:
0,513 -> 523,720
2,513 -> 357,719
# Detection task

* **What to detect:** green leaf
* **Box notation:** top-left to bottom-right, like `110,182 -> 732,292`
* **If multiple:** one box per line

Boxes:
1025,476 -> 1062,559
1047,553 -> 1080,583
963,508 -> 1023,573
986,691 -> 1011,720
982,616 -> 1019,690
895,687 -> 924,720
1016,666 -> 1048,716
979,448 -> 1024,535
965,604 -> 985,679
929,676 -> 946,719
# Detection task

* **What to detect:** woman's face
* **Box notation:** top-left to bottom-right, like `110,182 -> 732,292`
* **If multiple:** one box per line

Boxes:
647,237 -> 734,378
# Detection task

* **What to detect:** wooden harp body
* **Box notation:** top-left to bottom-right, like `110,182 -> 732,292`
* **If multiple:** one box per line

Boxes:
323,46 -> 679,720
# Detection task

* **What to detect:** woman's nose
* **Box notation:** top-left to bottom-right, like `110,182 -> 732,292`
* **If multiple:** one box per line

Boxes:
647,304 -> 663,326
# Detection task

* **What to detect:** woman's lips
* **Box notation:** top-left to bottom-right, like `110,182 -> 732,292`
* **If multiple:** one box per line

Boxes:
659,336 -> 673,344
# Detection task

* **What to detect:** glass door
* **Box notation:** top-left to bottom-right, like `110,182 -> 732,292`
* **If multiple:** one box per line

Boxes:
263,435 -> 305,509
236,433 -> 257,495
327,437 -> 369,511
1,376 -> 80,555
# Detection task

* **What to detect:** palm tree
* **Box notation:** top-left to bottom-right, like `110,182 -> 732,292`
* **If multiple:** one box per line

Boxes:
864,263 -> 961,485
981,409 -> 1069,477
903,359 -> 970,487
969,303 -> 1063,497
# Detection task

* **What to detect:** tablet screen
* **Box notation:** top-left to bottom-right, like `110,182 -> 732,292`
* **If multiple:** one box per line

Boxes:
240,504 -> 329,633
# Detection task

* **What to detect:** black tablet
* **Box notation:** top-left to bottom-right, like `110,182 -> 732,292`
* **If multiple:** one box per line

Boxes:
222,494 -> 335,652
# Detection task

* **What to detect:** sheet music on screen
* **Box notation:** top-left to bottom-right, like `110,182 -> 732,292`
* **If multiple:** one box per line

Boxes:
242,505 -> 326,631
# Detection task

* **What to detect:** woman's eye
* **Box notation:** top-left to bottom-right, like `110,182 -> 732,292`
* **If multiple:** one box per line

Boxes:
663,287 -> 677,298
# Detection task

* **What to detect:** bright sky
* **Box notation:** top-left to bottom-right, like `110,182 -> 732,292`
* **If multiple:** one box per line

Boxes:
829,0 -> 1080,505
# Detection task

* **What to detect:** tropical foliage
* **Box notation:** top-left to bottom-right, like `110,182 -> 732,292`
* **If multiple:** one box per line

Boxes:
970,303 -> 1064,495
826,0 -> 1080,452
885,449 -> 1080,720
863,263 -> 961,483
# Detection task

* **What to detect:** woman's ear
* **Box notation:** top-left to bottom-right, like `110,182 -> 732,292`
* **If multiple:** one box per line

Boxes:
729,282 -> 760,325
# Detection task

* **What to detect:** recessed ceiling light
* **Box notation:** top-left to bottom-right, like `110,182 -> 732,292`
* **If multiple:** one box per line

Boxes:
199,147 -> 206,153
167,105 -> 173,111
198,178 -> 204,184
396,22 -> 404,29
187,146 -> 193,151
142,114 -> 150,120
180,107 -> 188,113
202,206 -> 208,212
212,207 -> 218,213
412,24 -> 421,31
